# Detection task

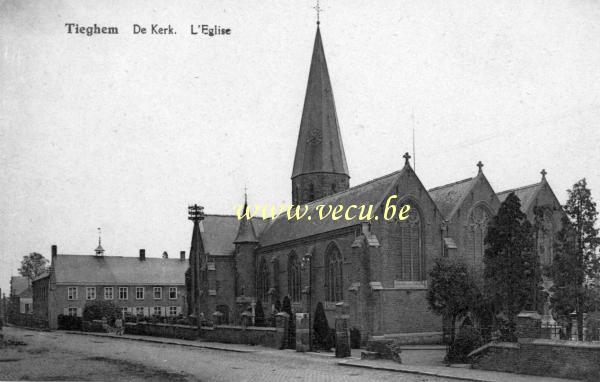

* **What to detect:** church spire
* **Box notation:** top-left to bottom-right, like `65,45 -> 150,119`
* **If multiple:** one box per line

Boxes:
234,190 -> 258,244
291,26 -> 350,204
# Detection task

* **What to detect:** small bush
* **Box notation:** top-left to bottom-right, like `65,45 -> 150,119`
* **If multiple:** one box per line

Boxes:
447,326 -> 483,363
255,300 -> 265,327
350,327 -> 361,349
313,302 -> 330,350
83,300 -> 119,323
57,314 -> 83,330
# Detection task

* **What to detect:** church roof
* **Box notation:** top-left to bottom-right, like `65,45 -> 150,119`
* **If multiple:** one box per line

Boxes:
52,254 -> 187,285
497,182 -> 542,212
201,215 -> 267,256
259,168 -> 407,248
291,26 -> 349,179
428,177 -> 477,220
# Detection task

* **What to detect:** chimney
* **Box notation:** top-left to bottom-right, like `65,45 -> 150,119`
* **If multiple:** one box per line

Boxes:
162,251 -> 168,259
180,251 -> 185,261
51,245 -> 57,260
139,249 -> 146,261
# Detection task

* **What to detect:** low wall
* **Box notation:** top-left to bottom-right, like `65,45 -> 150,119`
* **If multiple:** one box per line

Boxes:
469,339 -> 600,381
200,325 -> 282,348
125,322 -> 198,340
8,313 -> 48,330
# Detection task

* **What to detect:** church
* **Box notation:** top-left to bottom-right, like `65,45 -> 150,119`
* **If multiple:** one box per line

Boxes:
186,25 -> 566,342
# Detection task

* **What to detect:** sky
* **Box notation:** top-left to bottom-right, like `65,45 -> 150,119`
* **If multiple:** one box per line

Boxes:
1,0 -> 599,294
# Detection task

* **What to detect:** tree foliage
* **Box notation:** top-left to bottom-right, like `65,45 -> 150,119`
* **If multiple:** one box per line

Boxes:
549,179 -> 599,340
427,257 -> 481,342
484,192 -> 540,329
18,252 -> 48,282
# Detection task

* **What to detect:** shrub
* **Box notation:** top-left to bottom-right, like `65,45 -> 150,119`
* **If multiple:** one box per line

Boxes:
255,300 -> 265,327
313,302 -> 330,350
447,326 -> 483,363
83,300 -> 119,323
350,327 -> 361,349
57,314 -> 83,330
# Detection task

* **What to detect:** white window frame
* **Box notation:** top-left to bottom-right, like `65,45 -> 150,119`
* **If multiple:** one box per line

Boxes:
86,287 -> 96,300
104,287 -> 114,300
169,306 -> 178,316
118,287 -> 128,300
120,307 -> 128,317
168,287 -> 177,300
136,287 -> 145,300
153,287 -> 162,300
67,287 -> 78,300
68,307 -> 77,316
153,306 -> 162,316
135,307 -> 144,316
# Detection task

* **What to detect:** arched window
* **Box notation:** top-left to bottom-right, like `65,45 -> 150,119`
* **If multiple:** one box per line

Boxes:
309,184 -> 315,201
258,258 -> 270,302
398,205 -> 423,281
537,210 -> 554,265
288,252 -> 301,302
325,243 -> 343,302
466,205 -> 490,277
331,183 -> 337,193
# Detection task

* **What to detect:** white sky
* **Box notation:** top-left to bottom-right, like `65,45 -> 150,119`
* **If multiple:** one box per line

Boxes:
1,0 -> 600,293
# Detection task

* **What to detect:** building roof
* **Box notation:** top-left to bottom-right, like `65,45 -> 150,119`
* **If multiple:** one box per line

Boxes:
52,254 -> 187,285
429,177 -> 477,220
291,26 -> 349,179
200,214 -> 267,256
10,276 -> 30,296
497,182 -> 542,212
234,203 -> 259,244
259,168 -> 407,248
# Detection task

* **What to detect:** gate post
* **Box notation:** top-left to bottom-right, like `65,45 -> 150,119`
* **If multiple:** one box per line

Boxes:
335,302 -> 351,358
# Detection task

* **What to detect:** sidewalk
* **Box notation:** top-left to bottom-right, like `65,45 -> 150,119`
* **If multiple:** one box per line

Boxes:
339,359 -> 580,382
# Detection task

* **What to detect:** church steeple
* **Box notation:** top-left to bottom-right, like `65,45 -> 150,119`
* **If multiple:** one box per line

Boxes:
234,191 -> 258,244
292,26 -> 350,204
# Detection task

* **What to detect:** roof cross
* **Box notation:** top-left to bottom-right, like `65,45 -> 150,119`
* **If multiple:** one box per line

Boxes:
541,169 -> 547,180
477,161 -> 484,174
313,0 -> 322,25
403,152 -> 411,166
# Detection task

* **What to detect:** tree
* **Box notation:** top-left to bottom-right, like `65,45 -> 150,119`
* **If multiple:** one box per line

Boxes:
550,179 -> 599,340
313,302 -> 331,349
427,257 -> 481,344
484,192 -> 540,338
18,252 -> 48,282
254,300 -> 265,327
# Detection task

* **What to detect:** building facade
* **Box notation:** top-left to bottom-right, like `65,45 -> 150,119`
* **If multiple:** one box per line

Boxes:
186,25 -> 566,341
33,245 -> 188,329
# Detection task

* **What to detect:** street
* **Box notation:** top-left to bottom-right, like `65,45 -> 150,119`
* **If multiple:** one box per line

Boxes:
1,327 -> 449,382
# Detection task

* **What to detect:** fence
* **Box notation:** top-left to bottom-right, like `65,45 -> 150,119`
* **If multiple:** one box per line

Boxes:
8,313 -> 48,329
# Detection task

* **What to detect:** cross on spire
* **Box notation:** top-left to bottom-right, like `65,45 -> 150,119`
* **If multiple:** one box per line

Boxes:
403,152 -> 411,166
477,161 -> 484,174
188,204 -> 205,222
313,0 -> 322,25
541,169 -> 547,180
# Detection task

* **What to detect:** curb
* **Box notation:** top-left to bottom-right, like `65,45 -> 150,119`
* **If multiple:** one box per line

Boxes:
64,331 -> 256,354
338,360 -> 490,382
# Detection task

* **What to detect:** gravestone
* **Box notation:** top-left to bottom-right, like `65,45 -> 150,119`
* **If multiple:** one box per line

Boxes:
275,312 -> 289,350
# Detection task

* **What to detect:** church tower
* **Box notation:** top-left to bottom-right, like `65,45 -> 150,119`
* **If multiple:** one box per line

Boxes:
292,26 -> 350,205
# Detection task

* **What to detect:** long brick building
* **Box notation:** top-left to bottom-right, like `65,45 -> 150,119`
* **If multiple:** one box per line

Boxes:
33,245 -> 188,329
186,25 -> 565,341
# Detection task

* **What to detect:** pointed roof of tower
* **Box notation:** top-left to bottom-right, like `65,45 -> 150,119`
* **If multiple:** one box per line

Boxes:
292,26 -> 349,179
234,194 -> 258,244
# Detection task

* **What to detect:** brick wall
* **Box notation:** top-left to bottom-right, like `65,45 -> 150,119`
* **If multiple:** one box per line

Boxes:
470,340 -> 600,381
201,324 -> 283,348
